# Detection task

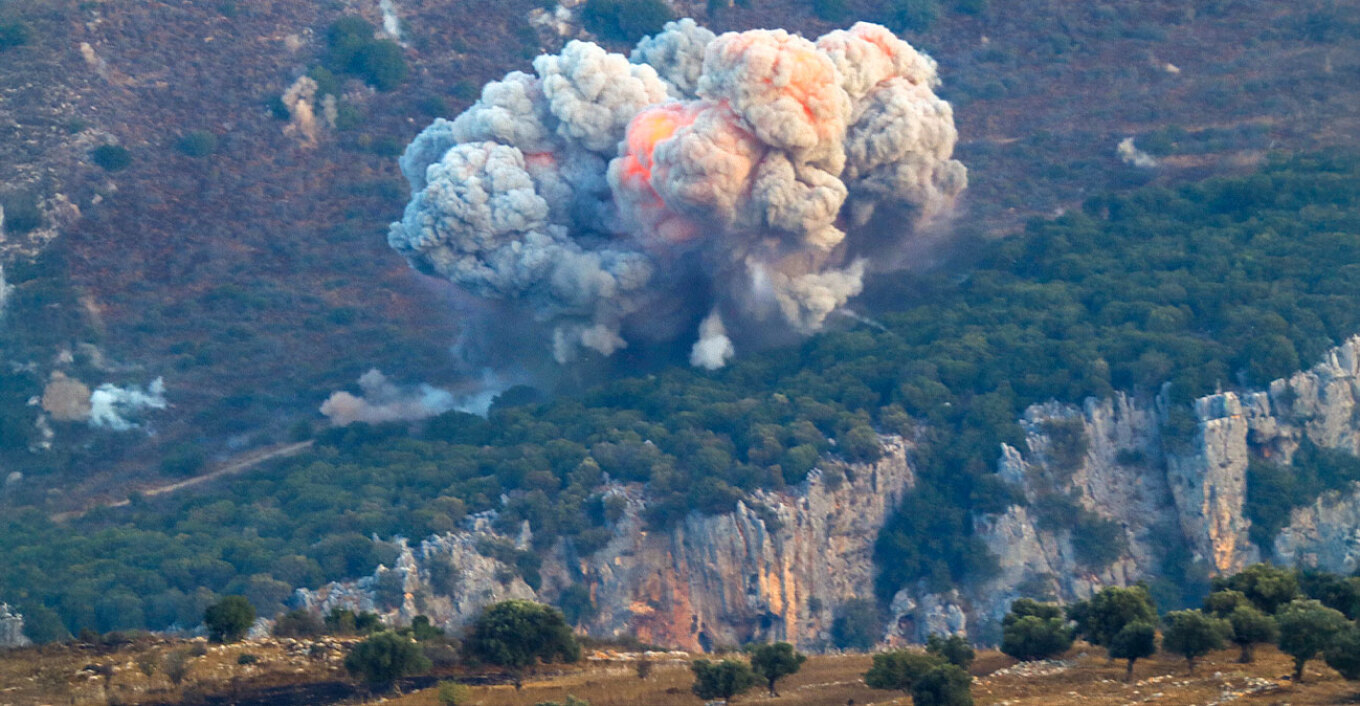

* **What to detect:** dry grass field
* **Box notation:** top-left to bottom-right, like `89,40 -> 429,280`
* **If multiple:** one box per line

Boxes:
3,640 -> 1359,706
388,645 -> 1360,706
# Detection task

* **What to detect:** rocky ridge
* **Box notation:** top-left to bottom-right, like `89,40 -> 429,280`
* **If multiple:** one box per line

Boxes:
302,336 -> 1360,650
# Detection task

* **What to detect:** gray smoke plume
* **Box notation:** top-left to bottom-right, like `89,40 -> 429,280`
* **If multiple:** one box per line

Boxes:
88,378 -> 167,431
320,369 -> 506,425
389,20 -> 966,369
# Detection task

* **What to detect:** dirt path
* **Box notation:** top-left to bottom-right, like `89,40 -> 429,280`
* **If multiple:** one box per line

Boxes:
50,440 -> 314,522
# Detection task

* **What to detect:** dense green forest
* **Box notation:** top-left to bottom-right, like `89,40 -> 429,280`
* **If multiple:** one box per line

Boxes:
4,152 -> 1360,642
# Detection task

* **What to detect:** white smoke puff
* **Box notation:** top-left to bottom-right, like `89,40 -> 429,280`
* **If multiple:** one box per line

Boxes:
379,0 -> 402,40
1117,137 -> 1158,168
282,76 -> 320,146
816,22 -> 939,100
689,311 -> 734,370
697,29 -> 850,168
0,263 -> 11,319
322,94 -> 339,130
631,18 -> 716,98
320,369 -> 457,426
534,41 -> 670,154
88,378 -> 167,431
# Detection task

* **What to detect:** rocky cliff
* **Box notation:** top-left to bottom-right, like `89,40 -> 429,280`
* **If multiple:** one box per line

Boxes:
886,335 -> 1360,644
302,337 -> 1360,650
0,603 -> 29,649
299,437 -> 913,651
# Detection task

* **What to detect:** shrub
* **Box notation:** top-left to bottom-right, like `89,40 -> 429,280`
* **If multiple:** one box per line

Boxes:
237,653 -> 258,665
1,192 -> 43,234
0,21 -> 29,50
345,631 -> 432,687
864,650 -> 944,694
176,130 -> 218,158
912,663 -> 974,706
926,634 -> 974,669
1001,598 -> 1073,661
91,145 -> 132,172
579,0 -> 671,44
436,681 -> 472,705
831,598 -> 881,651
273,609 -> 325,638
690,658 -> 758,702
464,600 -> 580,689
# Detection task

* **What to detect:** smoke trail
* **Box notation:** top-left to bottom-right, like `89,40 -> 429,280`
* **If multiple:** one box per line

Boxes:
379,0 -> 403,40
88,378 -> 167,431
320,369 -> 506,426
389,20 -> 966,370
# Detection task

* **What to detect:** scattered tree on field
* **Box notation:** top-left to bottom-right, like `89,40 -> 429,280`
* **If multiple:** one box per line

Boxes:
464,600 -> 581,689
1226,605 -> 1277,663
864,649 -> 943,695
1001,599 -> 1074,661
1276,598 -> 1349,682
749,642 -> 806,696
912,663 -> 974,706
1108,621 -> 1157,682
203,596 -> 255,643
691,658 -> 758,702
1161,610 -> 1229,674
926,633 -> 975,669
344,631 -> 432,691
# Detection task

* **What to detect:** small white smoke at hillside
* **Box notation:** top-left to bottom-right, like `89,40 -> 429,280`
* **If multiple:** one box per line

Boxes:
389,20 -> 966,372
88,378 -> 167,431
379,0 -> 403,41
320,369 -> 506,426
1117,137 -> 1158,168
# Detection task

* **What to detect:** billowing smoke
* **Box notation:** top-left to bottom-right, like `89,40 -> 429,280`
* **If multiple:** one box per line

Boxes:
320,369 -> 506,425
389,20 -> 966,370
89,378 -> 167,431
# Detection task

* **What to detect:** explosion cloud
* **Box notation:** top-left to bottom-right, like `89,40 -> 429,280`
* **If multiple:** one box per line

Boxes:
389,20 -> 966,369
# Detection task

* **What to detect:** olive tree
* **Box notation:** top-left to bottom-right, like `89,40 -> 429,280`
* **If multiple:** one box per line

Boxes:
1276,598 -> 1349,682
464,600 -> 581,689
1161,610 -> 1228,674
748,642 -> 806,696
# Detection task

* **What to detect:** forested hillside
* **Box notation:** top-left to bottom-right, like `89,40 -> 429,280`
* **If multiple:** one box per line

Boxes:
4,153 -> 1359,641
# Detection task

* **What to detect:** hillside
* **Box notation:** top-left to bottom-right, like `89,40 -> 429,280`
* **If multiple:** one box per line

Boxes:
0,0 -> 1356,510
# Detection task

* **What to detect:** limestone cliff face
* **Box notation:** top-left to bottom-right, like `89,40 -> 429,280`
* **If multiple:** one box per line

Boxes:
298,437 -> 913,651
0,603 -> 29,649
887,335 -> 1360,643
302,338 -> 1360,649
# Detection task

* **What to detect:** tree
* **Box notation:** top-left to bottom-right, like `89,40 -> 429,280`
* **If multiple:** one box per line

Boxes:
926,633 -> 975,669
203,596 -> 255,643
1108,621 -> 1157,682
1203,589 -> 1249,618
1276,598 -> 1349,681
1226,605 -> 1277,663
749,642 -> 806,696
690,658 -> 758,702
1069,585 -> 1157,649
1324,624 -> 1360,681
274,609 -> 325,638
1212,564 -> 1299,614
464,600 -> 581,689
1001,605 -> 1075,661
344,632 -> 432,690
912,663 -> 974,706
864,650 -> 944,694
1161,610 -> 1229,674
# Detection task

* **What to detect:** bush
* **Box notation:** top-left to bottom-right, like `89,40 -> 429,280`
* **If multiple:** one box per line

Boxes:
274,609 -> 325,638
160,445 -> 206,477
91,145 -> 132,172
912,663 -> 974,706
832,598 -> 881,651
324,16 -> 408,91
1001,599 -> 1073,661
864,650 -> 944,694
690,658 -> 758,702
345,632 -> 432,686
888,0 -> 939,31
579,0 -> 671,44
1,192 -> 43,234
926,634 -> 974,669
464,600 -> 580,689
237,653 -> 258,665
176,130 -> 218,158
436,680 -> 472,705
0,21 -> 29,50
